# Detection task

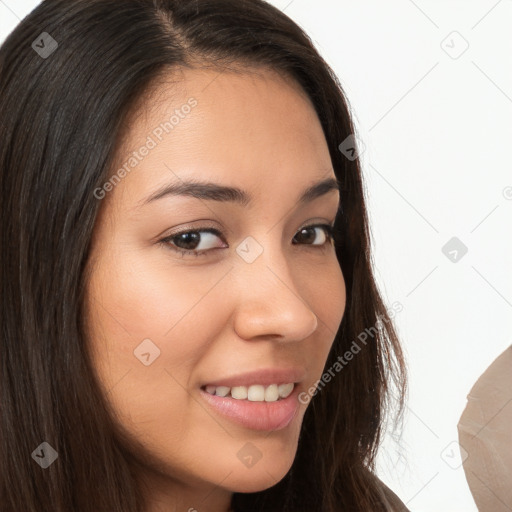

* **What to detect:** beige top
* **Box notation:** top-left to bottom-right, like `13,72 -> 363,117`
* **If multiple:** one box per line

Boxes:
457,345 -> 512,511
377,476 -> 411,511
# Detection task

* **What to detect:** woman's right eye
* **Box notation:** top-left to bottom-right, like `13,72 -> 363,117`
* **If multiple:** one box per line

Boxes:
159,228 -> 227,257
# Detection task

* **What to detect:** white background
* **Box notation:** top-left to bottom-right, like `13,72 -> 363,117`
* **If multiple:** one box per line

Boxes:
2,1 -> 511,511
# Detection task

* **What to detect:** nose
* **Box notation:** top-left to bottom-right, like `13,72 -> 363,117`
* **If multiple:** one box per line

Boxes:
231,243 -> 319,343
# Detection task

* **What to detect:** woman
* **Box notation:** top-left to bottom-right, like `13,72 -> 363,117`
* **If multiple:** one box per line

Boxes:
0,0 -> 408,510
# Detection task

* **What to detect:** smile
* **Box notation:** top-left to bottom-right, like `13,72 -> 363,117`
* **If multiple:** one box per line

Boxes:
202,382 -> 295,402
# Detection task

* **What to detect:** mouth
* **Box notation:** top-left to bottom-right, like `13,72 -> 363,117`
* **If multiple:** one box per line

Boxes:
198,382 -> 302,431
200,382 -> 296,402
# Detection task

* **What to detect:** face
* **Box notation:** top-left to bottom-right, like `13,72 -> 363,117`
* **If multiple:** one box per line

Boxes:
85,66 -> 346,511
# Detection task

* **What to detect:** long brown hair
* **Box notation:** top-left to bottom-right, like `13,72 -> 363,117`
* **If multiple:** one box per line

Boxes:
0,1 -> 407,510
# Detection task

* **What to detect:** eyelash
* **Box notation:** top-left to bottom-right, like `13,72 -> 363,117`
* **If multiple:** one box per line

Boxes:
159,223 -> 336,258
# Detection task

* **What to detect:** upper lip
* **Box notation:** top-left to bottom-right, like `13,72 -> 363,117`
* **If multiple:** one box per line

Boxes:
201,367 -> 307,388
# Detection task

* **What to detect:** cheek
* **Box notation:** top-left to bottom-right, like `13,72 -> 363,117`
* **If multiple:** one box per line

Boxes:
84,249 -> 230,432
323,258 -> 346,326
305,258 -> 346,371
308,255 -> 346,333
87,245 -> 229,358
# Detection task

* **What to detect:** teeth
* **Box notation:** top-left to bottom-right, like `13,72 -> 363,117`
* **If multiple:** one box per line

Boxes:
278,382 -> 294,398
204,382 -> 295,401
248,384 -> 265,401
231,386 -> 248,400
214,385 -> 230,397
264,384 -> 279,402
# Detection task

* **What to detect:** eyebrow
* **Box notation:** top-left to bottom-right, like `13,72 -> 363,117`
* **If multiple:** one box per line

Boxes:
140,176 -> 341,208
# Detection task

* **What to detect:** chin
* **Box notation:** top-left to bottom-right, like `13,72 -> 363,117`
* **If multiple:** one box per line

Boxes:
226,455 -> 294,494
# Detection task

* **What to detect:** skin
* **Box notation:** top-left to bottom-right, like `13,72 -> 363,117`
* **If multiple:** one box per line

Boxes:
85,65 -> 346,512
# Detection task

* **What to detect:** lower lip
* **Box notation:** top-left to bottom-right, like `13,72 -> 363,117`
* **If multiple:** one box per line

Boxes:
199,384 -> 301,431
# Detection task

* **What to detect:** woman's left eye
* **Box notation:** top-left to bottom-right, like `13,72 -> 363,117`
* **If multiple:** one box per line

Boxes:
292,224 -> 334,247
159,223 -> 335,258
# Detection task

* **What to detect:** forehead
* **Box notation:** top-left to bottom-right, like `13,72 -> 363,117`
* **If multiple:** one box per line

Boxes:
110,66 -> 334,208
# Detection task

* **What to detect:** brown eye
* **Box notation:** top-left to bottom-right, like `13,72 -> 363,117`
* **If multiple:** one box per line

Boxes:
292,224 -> 334,246
173,232 -> 202,251
160,228 -> 226,257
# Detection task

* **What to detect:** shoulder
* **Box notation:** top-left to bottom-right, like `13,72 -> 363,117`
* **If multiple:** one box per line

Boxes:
380,482 -> 411,512
372,474 -> 411,512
